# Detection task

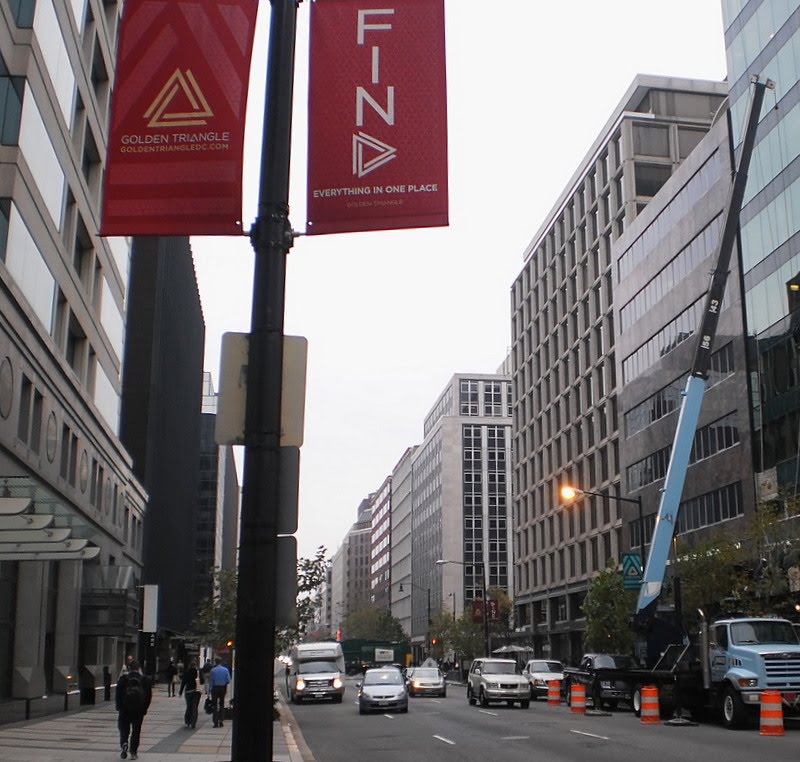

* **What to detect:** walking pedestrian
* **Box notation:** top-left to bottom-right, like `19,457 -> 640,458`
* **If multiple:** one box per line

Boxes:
178,659 -> 201,728
116,659 -> 152,760
208,656 -> 231,728
164,659 -> 177,697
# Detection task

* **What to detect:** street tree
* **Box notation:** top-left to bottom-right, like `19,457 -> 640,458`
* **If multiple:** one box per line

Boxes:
188,567 -> 237,647
189,545 -> 329,654
582,565 -> 636,654
342,605 -> 406,641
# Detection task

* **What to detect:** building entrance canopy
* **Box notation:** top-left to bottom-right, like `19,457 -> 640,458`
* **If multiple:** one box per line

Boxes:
0,477 -> 99,561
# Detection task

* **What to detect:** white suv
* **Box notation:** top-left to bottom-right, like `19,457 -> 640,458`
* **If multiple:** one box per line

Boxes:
467,658 -> 530,708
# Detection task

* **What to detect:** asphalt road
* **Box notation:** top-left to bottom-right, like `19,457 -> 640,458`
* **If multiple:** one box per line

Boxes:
282,677 -> 800,762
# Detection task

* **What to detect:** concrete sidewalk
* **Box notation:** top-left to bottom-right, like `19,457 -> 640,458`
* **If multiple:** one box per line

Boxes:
0,682 -> 311,761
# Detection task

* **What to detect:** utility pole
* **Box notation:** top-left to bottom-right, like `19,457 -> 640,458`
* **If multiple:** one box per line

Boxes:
232,2 -> 298,760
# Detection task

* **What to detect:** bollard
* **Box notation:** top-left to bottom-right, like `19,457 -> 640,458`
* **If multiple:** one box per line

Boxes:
640,685 -> 660,724
547,680 -> 561,706
570,683 -> 586,714
759,690 -> 784,736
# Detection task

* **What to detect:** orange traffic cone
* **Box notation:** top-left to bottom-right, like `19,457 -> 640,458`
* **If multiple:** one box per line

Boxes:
640,685 -> 660,724
570,683 -> 586,714
759,690 -> 784,736
547,680 -> 561,706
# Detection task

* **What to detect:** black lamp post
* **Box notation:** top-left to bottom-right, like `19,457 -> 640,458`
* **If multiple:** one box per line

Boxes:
437,559 -> 490,657
561,485 -> 644,550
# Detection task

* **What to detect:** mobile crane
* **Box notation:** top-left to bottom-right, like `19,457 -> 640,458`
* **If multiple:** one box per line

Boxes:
591,77 -> 800,728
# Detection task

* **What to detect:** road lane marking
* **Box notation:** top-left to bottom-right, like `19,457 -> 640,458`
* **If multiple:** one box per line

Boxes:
570,730 -> 609,741
384,714 -> 395,719
478,709 -> 499,717
434,735 -> 456,745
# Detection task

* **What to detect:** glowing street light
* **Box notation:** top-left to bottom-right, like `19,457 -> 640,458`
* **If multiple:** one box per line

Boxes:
560,484 -> 645,550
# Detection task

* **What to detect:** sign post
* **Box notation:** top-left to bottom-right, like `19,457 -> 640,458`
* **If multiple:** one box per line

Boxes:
231,1 -> 298,760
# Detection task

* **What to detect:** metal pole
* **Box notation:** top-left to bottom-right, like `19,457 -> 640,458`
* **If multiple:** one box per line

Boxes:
482,562 -> 490,656
637,496 -> 644,551
232,2 -> 297,760
426,587 -> 431,656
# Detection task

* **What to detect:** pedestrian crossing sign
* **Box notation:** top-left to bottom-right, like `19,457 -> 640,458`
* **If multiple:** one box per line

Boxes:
622,553 -> 642,589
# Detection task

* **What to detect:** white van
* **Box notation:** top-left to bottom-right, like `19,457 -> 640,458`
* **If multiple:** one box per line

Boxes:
287,642 -> 345,703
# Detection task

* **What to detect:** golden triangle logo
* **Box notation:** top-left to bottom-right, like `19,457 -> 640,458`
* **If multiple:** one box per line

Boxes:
144,69 -> 213,128
352,132 -> 396,178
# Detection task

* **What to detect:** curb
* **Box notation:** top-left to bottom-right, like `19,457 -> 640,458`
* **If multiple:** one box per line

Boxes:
277,695 -> 316,762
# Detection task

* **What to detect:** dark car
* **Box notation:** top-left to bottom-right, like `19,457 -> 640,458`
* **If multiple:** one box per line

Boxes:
406,667 -> 446,698
564,653 -> 634,710
358,667 -> 409,714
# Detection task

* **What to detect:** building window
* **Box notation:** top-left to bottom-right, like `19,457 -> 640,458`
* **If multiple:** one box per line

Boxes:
0,61 -> 23,144
7,0 -> 34,28
635,163 -> 672,197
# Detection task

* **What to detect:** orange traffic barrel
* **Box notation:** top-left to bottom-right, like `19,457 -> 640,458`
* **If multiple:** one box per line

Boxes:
570,683 -> 586,714
759,690 -> 784,736
640,685 -> 660,724
547,680 -> 561,706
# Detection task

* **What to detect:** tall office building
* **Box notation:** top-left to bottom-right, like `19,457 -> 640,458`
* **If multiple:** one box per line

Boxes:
614,92 -> 757,594
194,374 -> 240,610
369,475 -> 392,610
510,76 -> 728,661
0,0 -> 149,714
410,372 -> 513,656
722,1 -> 800,498
389,446 -> 415,637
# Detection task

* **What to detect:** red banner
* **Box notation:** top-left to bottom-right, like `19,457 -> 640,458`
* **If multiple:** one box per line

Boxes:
100,0 -> 257,236
307,0 -> 448,235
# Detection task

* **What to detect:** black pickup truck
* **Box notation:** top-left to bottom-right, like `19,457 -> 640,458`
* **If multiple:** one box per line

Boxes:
562,653 -> 635,710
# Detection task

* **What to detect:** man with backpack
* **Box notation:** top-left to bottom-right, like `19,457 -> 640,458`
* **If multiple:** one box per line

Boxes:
115,659 -> 152,760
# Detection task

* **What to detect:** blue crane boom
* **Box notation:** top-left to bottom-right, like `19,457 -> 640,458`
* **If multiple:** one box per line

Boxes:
635,76 -> 770,619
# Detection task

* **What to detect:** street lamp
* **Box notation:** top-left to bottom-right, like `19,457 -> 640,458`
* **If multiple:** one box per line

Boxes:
560,484 -> 645,550
437,559 -> 490,657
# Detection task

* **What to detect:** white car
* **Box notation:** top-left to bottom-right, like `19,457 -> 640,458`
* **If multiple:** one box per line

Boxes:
467,658 -> 530,708
522,659 -> 564,700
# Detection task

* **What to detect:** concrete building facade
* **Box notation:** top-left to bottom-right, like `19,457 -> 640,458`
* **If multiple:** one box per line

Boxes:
510,76 -> 728,662
410,373 -> 513,653
389,446 -> 415,637
0,0 -> 149,713
369,475 -> 391,610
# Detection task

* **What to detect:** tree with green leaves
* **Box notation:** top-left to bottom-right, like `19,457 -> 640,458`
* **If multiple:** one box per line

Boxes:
276,545 -> 328,652
188,567 -> 238,647
582,566 -> 636,654
342,605 -> 405,641
188,545 -> 329,654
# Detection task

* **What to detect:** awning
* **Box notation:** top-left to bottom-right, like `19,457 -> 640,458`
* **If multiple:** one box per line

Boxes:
0,482 -> 100,562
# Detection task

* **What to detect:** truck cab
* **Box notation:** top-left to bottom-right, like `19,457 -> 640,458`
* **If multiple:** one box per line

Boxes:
287,642 -> 346,704
706,617 -> 800,727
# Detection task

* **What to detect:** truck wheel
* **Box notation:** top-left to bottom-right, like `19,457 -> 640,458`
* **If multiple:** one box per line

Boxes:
479,688 -> 489,707
722,686 -> 747,729
592,683 -> 604,710
632,685 -> 643,718
565,681 -> 572,707
467,686 -> 476,705
521,699 -> 530,709
333,694 -> 343,704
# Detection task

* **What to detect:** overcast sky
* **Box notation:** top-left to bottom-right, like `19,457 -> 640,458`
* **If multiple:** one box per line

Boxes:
190,1 -> 729,562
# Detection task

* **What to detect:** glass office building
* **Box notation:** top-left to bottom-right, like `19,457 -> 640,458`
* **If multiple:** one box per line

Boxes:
723,1 -> 800,496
